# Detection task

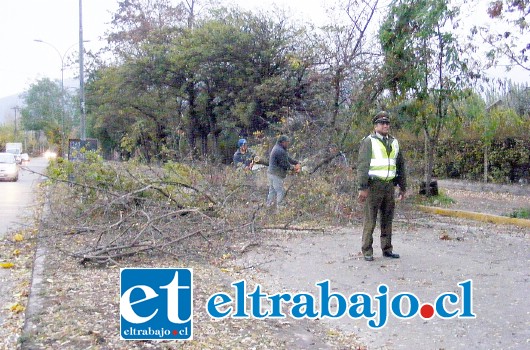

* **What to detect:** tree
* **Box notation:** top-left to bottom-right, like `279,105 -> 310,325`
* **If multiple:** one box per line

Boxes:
167,10 -> 310,157
473,102 -> 522,182
315,0 -> 381,136
20,78 -> 74,153
89,1 -> 311,161
469,80 -> 529,182
483,80 -> 530,118
0,124 -> 15,151
106,0 -> 188,58
479,0 -> 530,72
89,0 -> 193,160
87,59 -> 183,161
379,0 -> 470,195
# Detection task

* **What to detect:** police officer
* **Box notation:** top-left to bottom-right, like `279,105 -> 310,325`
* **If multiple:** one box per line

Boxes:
357,111 -> 406,261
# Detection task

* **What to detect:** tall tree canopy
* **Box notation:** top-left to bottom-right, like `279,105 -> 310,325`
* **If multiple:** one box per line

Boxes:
482,0 -> 530,71
88,4 -> 311,161
21,78 -> 77,151
380,0 -> 470,194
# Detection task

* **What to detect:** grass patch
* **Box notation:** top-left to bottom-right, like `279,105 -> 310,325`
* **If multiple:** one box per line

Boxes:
415,191 -> 456,207
506,208 -> 530,219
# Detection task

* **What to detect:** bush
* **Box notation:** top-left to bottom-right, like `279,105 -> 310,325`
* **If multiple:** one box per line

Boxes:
507,208 -> 530,219
404,137 -> 530,183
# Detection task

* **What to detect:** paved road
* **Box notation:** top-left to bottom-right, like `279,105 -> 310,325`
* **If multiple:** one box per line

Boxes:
0,157 -> 48,238
0,157 -> 47,345
236,213 -> 530,349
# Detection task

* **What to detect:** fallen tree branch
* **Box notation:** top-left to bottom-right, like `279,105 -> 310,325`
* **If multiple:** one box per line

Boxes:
21,166 -> 121,197
258,225 -> 326,233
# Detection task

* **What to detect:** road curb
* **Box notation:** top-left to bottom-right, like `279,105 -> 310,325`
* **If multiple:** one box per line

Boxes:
21,182 -> 49,345
417,205 -> 530,228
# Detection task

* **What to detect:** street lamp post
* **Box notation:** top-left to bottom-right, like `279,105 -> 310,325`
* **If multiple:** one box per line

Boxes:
34,40 -> 70,157
34,39 -> 89,156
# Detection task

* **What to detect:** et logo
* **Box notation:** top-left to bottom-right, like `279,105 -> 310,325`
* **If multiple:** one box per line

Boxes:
120,268 -> 193,340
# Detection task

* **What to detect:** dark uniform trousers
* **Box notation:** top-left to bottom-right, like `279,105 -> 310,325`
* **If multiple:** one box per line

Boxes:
362,178 -> 395,257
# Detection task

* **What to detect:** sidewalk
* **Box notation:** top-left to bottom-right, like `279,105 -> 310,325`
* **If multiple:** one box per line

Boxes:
437,179 -> 530,196
436,179 -> 529,217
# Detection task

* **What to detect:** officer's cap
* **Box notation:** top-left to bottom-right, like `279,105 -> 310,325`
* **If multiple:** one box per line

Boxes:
372,111 -> 390,124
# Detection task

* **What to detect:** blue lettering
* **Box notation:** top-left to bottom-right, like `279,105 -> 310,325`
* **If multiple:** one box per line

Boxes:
248,284 -> 269,318
318,280 -> 347,318
367,285 -> 391,329
390,292 -> 419,319
232,280 -> 249,318
207,293 -> 232,318
203,279 -> 476,326
435,293 -> 458,318
269,293 -> 291,317
291,293 -> 317,318
459,280 -> 476,318
348,293 -> 375,318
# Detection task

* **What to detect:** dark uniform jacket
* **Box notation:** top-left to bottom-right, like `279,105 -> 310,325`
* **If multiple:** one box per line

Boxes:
357,133 -> 407,191
268,143 -> 299,179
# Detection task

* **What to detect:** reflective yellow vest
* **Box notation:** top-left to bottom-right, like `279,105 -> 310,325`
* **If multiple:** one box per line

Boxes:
368,135 -> 399,181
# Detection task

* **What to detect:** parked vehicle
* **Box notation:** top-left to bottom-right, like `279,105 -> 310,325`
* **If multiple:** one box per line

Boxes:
0,152 -> 19,181
5,142 -> 23,164
20,153 -> 30,163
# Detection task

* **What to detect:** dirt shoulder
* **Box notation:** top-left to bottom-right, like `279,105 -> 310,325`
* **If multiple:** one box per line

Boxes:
16,232 -> 365,350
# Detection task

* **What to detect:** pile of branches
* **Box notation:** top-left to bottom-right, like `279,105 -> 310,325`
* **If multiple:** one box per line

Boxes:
40,154 -> 358,265
40,157 -> 257,265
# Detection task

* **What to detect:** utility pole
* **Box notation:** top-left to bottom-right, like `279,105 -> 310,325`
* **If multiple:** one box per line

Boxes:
79,0 -> 86,141
11,106 -> 19,138
484,99 -> 503,183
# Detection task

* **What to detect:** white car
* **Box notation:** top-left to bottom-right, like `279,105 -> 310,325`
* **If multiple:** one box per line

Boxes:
20,153 -> 30,163
0,152 -> 19,182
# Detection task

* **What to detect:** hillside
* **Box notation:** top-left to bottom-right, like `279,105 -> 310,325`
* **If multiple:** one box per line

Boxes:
0,93 -> 24,125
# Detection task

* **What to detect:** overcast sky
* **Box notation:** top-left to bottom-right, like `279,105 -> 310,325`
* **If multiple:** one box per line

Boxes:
0,0 -> 114,98
0,0 -> 334,99
0,0 -> 528,100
